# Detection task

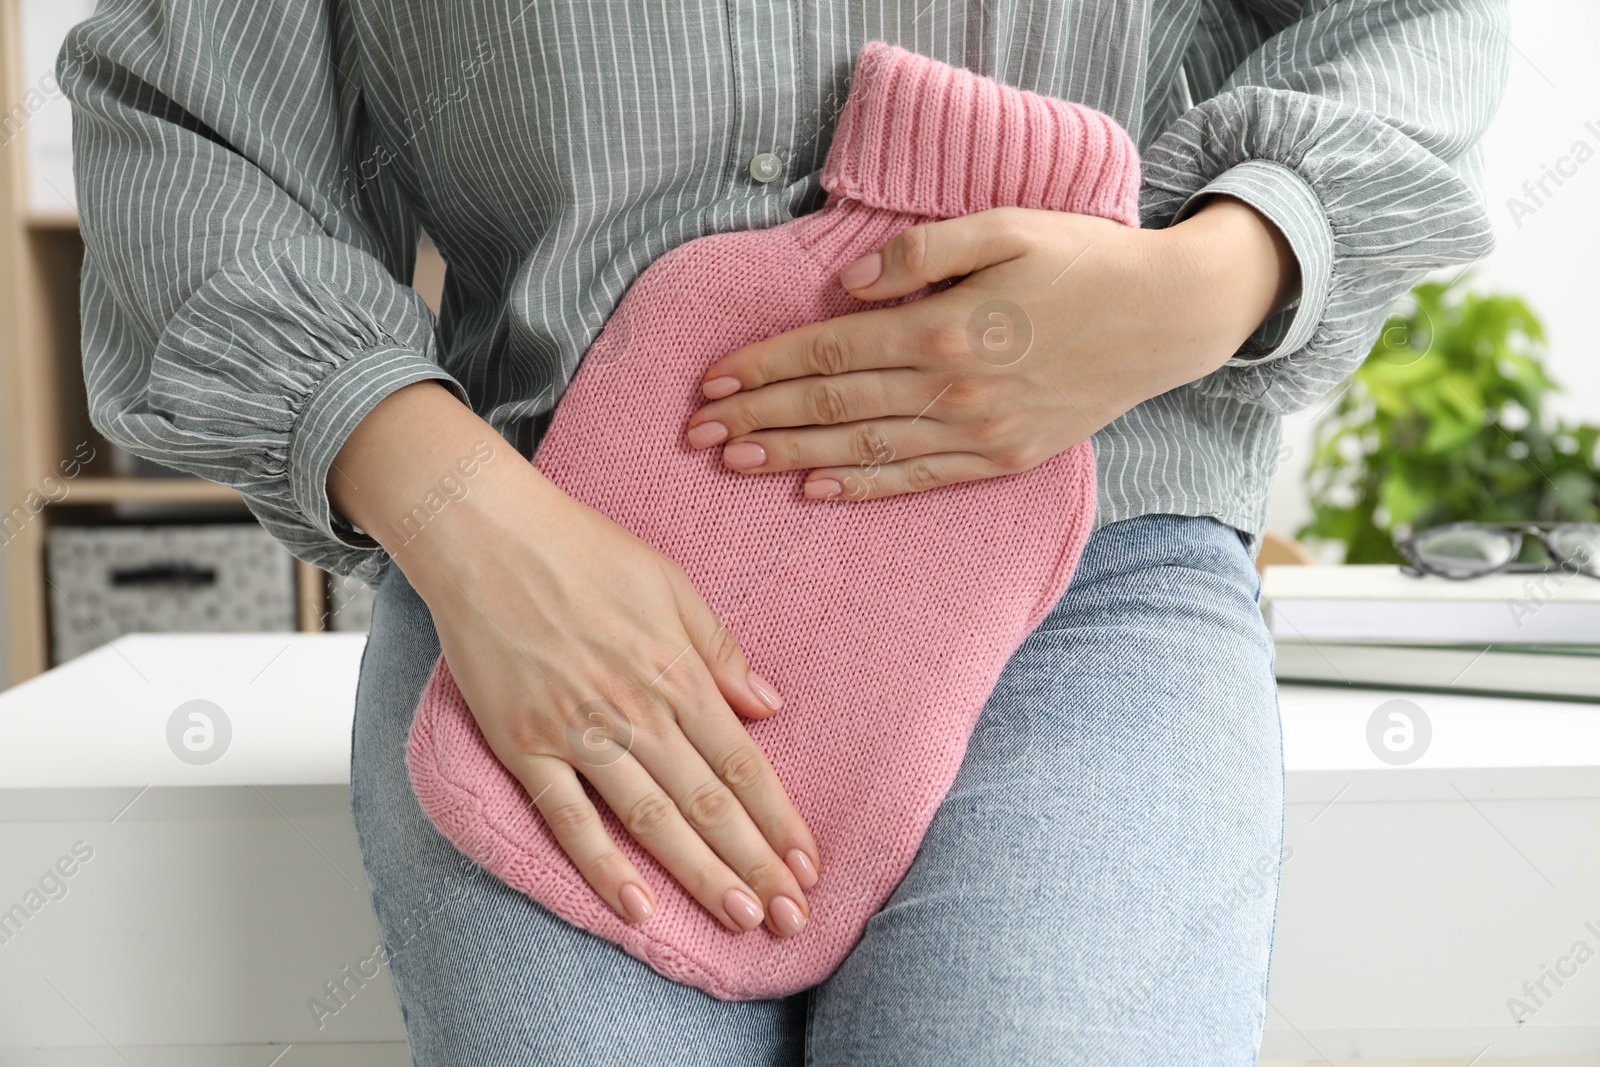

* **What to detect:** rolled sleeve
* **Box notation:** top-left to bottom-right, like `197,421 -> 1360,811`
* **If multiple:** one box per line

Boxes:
1172,159 -> 1333,363
62,0 -> 467,582
1141,0 -> 1509,414
291,345 -> 471,554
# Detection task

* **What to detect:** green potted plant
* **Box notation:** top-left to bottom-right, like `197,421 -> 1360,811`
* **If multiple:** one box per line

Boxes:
1299,275 -> 1600,564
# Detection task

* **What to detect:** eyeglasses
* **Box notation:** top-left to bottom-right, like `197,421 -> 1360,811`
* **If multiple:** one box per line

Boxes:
1396,521 -> 1600,580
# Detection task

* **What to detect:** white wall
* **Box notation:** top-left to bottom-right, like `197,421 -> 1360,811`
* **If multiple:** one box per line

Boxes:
1269,0 -> 1600,540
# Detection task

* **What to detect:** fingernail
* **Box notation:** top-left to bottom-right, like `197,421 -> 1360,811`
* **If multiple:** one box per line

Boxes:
722,441 -> 766,470
804,478 -> 842,500
839,252 -> 882,290
703,376 -> 742,399
785,848 -> 819,890
769,895 -> 807,937
688,420 -> 729,447
724,888 -> 765,931
619,883 -> 654,923
746,669 -> 784,711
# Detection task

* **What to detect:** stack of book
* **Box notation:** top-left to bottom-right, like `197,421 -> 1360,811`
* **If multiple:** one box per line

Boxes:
1262,565 -> 1600,701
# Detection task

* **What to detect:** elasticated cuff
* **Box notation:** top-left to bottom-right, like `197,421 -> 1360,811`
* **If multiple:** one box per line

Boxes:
1172,159 -> 1334,363
289,344 -> 472,552
821,41 -> 1142,227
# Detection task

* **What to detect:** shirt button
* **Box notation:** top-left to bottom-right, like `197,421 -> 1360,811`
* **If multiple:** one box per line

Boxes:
748,152 -> 784,183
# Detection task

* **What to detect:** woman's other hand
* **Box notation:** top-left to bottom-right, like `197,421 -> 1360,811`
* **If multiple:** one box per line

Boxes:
686,196 -> 1299,500
330,381 -> 821,938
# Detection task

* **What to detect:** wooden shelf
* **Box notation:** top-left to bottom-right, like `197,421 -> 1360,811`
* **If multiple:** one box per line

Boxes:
24,210 -> 80,231
53,476 -> 245,505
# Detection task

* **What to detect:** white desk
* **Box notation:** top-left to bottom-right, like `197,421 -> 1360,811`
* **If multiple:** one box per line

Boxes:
1267,686 -> 1600,1062
0,635 -> 393,1066
1,634 -> 1597,1064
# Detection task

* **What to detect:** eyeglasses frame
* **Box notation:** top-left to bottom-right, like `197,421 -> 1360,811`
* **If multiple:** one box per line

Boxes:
1395,520 -> 1600,581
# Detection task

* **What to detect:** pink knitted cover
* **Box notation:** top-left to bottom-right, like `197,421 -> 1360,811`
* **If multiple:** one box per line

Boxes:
406,41 -> 1140,1000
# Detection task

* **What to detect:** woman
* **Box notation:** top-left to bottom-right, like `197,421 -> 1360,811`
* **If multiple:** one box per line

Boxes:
62,1 -> 1505,1062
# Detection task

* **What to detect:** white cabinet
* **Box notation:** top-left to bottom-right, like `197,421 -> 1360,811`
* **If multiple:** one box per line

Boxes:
2,636 -> 1598,1061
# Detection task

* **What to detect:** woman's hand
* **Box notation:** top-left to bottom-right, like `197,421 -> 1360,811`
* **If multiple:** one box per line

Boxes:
685,195 -> 1299,500
330,382 -> 821,938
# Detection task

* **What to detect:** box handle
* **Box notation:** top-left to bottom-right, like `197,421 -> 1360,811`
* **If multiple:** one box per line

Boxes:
109,562 -> 218,589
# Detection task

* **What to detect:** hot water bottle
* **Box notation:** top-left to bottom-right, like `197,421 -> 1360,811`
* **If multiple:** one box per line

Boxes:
407,39 -> 1140,1000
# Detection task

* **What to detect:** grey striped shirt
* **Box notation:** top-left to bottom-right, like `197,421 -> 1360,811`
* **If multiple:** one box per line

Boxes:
59,0 -> 1507,585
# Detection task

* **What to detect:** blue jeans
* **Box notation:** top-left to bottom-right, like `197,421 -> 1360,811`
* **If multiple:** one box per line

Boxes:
350,513 -> 1284,1065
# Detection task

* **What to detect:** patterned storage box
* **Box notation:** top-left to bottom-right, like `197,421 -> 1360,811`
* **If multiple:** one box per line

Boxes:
46,523 -> 296,664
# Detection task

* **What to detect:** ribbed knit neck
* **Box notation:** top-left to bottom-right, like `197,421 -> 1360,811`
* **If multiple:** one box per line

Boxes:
818,41 -> 1141,228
